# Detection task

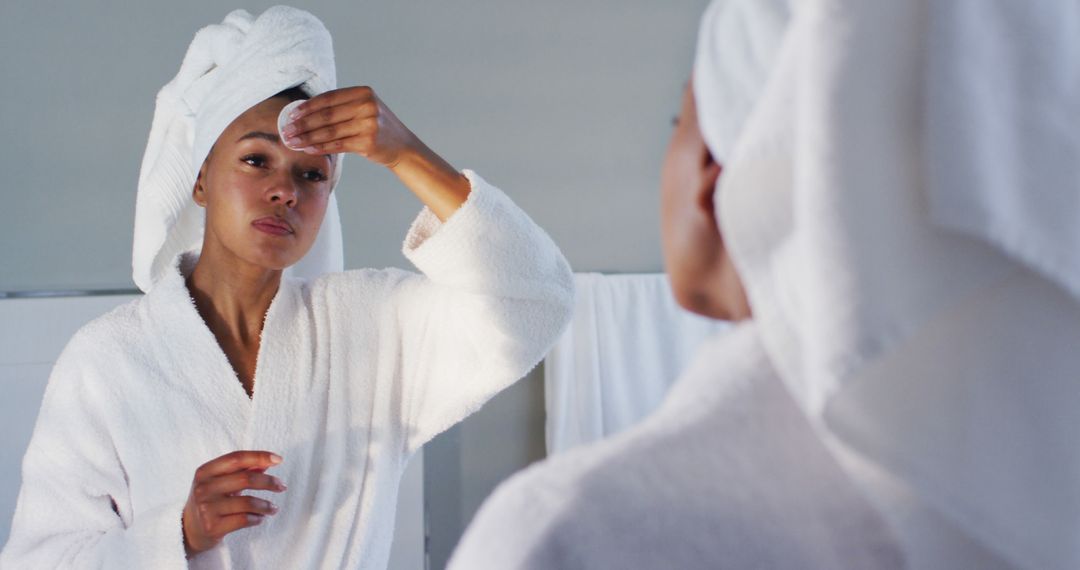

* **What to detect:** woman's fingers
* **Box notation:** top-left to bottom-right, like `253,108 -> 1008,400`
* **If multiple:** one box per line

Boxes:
286,117 -> 375,150
187,490 -> 280,544
203,495 -> 278,519
301,133 -> 378,156
195,469 -> 287,500
282,100 -> 376,139
194,451 -> 282,481
292,86 -> 375,119
203,513 -> 266,540
184,450 -> 285,556
284,85 -> 416,166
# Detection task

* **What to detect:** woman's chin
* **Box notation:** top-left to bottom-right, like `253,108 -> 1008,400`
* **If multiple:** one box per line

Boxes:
243,248 -> 306,273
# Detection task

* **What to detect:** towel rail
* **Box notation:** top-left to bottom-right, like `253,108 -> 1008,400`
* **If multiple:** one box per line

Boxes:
0,289 -> 142,299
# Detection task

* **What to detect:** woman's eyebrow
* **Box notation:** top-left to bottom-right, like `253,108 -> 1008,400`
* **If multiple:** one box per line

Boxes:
236,131 -> 281,144
236,130 -> 332,159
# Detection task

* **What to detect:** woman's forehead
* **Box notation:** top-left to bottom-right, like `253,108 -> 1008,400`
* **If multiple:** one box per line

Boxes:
216,97 -> 292,151
228,97 -> 289,133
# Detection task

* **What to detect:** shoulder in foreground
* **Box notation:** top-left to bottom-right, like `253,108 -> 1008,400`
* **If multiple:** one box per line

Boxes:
452,442 -> 638,568
474,396 -> 713,532
472,441 -> 614,529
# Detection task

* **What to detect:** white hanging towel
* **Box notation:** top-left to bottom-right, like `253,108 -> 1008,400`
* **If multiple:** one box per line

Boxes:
544,273 -> 728,455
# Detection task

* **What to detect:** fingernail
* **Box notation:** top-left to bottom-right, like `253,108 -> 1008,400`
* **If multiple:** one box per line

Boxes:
286,136 -> 302,148
282,123 -> 298,137
289,107 -> 304,120
269,453 -> 283,464
301,146 -> 318,154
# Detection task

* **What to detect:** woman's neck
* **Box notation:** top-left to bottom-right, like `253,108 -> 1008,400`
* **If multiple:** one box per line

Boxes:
185,250 -> 282,348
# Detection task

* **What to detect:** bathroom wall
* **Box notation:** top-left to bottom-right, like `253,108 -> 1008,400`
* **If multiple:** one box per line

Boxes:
1,0 -> 707,292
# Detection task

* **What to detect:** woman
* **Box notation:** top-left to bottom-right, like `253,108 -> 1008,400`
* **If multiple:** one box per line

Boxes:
451,0 -> 1080,568
0,6 -> 573,569
449,2 -> 902,567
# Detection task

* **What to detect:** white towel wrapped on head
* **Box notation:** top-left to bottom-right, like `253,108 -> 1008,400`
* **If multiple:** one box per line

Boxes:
717,0 -> 1080,567
132,5 -> 345,293
692,0 -> 789,164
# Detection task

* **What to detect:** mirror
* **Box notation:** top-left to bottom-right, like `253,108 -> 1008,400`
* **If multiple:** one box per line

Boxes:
0,2 -> 709,569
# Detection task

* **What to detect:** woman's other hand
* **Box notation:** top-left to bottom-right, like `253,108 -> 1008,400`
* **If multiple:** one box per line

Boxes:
182,450 -> 287,558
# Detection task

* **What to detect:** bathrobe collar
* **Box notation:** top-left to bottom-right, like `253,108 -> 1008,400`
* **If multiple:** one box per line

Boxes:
143,249 -> 308,448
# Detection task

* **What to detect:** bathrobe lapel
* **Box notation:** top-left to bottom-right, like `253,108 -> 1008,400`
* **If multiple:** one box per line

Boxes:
244,276 -> 315,455
144,255 -> 249,449
147,253 -> 312,451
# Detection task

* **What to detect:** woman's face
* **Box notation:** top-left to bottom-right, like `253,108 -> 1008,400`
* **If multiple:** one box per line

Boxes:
660,78 -> 751,320
193,95 -> 335,272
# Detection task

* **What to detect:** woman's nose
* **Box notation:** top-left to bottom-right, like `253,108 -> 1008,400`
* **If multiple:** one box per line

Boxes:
267,173 -> 299,207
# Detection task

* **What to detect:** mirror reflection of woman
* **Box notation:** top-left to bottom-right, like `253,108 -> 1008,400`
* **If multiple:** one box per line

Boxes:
0,7 -> 573,569
451,0 -> 1080,568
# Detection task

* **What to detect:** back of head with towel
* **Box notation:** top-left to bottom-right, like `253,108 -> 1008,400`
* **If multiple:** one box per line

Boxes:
448,0 -> 903,566
450,0 -> 1080,568
720,0 -> 1080,567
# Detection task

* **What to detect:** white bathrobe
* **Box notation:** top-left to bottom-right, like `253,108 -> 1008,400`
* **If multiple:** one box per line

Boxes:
0,171 -> 574,570
449,324 -> 903,569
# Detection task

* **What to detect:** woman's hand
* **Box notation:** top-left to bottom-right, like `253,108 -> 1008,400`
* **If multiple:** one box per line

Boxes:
280,86 -> 415,168
182,451 -> 287,558
279,86 -> 472,221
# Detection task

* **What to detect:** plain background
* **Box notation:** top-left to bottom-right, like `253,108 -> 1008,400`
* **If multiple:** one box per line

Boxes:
1,1 -> 710,567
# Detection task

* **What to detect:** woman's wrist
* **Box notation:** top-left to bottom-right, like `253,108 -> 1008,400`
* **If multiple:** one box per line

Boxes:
182,512 -> 196,559
389,141 -> 471,221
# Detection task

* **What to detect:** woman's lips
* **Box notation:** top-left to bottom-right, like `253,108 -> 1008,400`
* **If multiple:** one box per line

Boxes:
252,217 -> 293,236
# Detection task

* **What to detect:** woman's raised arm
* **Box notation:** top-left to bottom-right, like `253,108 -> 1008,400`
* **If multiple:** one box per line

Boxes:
278,85 -> 472,221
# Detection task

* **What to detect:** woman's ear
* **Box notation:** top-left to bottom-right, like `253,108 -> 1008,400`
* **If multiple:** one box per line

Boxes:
695,153 -> 722,226
192,160 -> 209,207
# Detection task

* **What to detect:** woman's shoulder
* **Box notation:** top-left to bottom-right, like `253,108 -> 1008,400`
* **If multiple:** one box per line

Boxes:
32,298 -> 159,434
59,296 -> 152,369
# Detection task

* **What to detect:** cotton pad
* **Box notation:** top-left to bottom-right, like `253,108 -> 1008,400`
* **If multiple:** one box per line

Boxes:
278,100 -> 306,149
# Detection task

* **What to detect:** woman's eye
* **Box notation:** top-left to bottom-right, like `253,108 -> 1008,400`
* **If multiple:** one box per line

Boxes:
242,155 -> 266,168
241,154 -> 324,182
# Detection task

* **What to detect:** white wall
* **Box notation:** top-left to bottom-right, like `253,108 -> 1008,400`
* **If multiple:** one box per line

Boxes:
0,296 -> 425,570
0,0 -> 707,292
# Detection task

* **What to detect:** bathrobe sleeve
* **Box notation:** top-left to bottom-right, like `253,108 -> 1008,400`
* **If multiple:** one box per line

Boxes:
0,331 -> 189,569
394,169 -> 575,453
